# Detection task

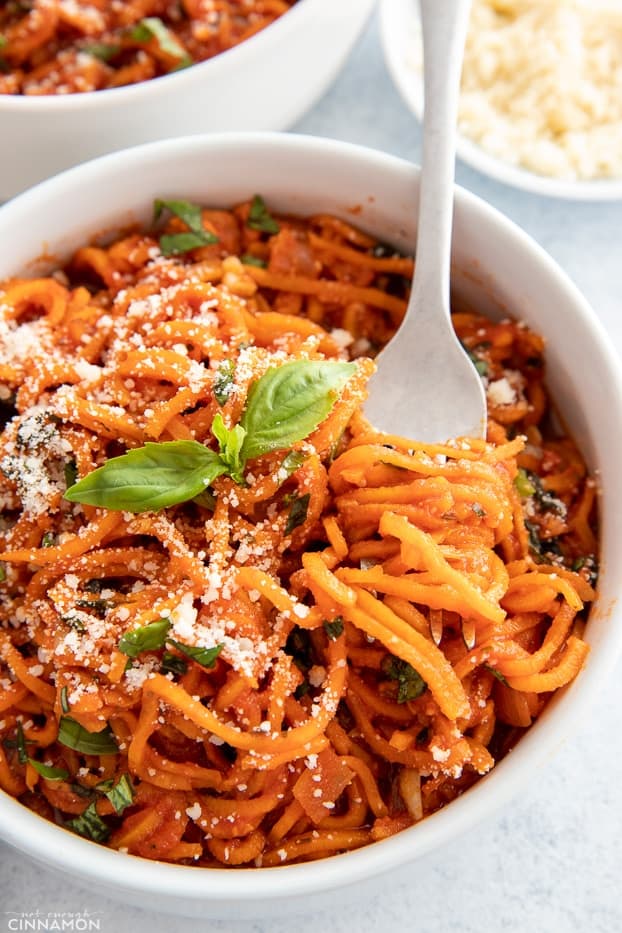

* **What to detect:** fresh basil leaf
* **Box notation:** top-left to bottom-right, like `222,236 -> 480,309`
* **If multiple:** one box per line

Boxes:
167,639 -> 223,669
60,686 -> 70,714
58,717 -> 118,756
65,460 -> 78,489
118,617 -> 171,658
213,359 -> 235,407
64,440 -> 228,512
323,617 -> 344,640
285,493 -> 310,535
240,254 -> 267,268
382,656 -> 427,703
102,773 -> 134,815
247,195 -> 280,235
240,360 -> 356,462
83,42 -> 120,62
67,801 -> 110,843
161,651 -> 188,676
128,17 -> 190,66
41,532 -> 55,548
28,759 -> 69,781
212,413 -> 246,484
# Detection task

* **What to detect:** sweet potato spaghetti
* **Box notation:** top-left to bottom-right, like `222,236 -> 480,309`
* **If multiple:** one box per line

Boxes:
0,198 -> 597,866
0,1 -> 296,96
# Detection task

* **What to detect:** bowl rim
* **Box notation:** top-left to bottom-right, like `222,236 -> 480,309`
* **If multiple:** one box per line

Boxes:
0,0 -> 318,112
1,131 -> 622,904
379,0 -> 622,202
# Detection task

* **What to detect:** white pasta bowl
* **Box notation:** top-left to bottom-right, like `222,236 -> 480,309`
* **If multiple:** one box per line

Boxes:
380,0 -> 622,201
0,0 -> 374,200
0,132 -> 622,918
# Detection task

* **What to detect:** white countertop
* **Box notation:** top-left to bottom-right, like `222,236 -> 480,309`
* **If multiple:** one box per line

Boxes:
1,9 -> 621,932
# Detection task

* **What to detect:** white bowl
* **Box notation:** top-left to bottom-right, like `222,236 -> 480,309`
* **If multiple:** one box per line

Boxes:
1,132 -> 622,918
0,0 -> 374,200
380,0 -> 622,201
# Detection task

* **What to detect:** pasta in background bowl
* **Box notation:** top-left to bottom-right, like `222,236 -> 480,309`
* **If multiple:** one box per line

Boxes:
0,0 -> 375,200
0,133 -> 621,918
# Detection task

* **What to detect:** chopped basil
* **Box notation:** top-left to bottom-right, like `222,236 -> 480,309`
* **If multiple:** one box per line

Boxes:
63,615 -> 86,633
247,195 -> 280,235
41,532 -> 55,548
75,598 -> 113,617
0,564 -> 6,582
461,342 -> 489,377
514,468 -> 536,498
279,450 -> 306,479
118,617 -> 171,658
382,656 -> 427,703
166,639 -> 223,669
572,554 -> 599,586
161,651 -> 188,676
58,717 -> 118,756
128,17 -> 192,70
213,359 -> 235,407
240,254 -> 267,268
323,617 -> 344,640
294,680 -> 310,699
64,460 -> 78,490
28,759 -> 69,781
60,686 -> 70,714
102,773 -> 134,815
83,42 -> 120,62
285,493 -> 310,535
484,664 -> 509,686
16,722 -> 28,765
153,198 -> 218,256
67,801 -> 110,843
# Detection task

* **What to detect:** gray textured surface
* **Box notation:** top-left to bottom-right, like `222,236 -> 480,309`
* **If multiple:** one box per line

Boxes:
2,8 -> 622,932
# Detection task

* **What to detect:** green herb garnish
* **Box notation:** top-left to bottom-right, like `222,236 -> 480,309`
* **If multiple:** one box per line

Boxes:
285,493 -> 310,535
213,359 -> 235,407
83,42 -> 120,62
128,17 -> 192,70
41,532 -> 55,548
65,361 -> 355,513
28,760 -> 69,781
58,718 -> 118,756
166,640 -> 223,669
323,617 -> 344,640
0,564 -> 6,582
484,664 -> 509,686
240,254 -> 267,268
102,773 -> 134,815
382,656 -> 427,703
154,198 -> 218,256
67,801 -> 110,843
60,686 -> 70,714
514,468 -> 536,498
247,195 -> 280,235
64,459 -> 78,490
118,617 -> 171,658
161,651 -> 188,676
16,722 -> 28,765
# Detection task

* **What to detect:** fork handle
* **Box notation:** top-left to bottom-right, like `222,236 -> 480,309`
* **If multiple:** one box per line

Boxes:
409,0 -> 472,327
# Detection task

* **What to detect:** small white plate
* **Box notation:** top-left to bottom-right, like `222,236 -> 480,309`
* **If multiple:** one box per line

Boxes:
379,0 -> 622,201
